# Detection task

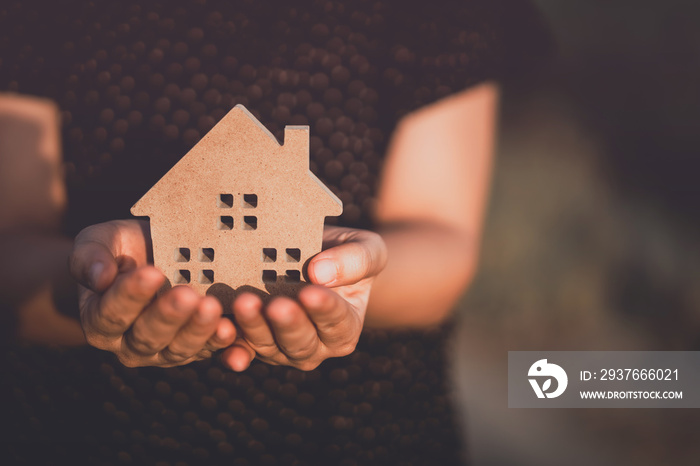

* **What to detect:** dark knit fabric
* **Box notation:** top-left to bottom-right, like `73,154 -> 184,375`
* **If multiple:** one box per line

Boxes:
1,1 -> 550,464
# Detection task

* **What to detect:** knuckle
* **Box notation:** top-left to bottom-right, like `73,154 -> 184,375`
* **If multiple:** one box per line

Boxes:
100,312 -> 133,331
125,332 -> 161,356
253,342 -> 279,359
207,336 -> 231,351
135,341 -> 161,355
334,341 -> 358,358
318,318 -> 344,334
359,244 -> 374,271
203,339 -> 223,352
160,347 -> 193,362
287,340 -> 318,361
208,330 -> 232,347
357,233 -> 386,274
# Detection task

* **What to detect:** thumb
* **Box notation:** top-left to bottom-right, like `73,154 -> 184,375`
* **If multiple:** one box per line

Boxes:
308,232 -> 387,287
70,229 -> 119,293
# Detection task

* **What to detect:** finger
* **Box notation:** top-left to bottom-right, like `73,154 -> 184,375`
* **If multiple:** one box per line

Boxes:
70,236 -> 119,292
320,225 -> 351,249
298,285 -> 360,349
221,339 -> 256,372
204,317 -> 237,351
231,293 -> 278,358
123,285 -> 199,356
265,297 -> 320,361
159,296 -> 223,362
308,232 -> 387,287
71,220 -> 152,292
85,266 -> 164,337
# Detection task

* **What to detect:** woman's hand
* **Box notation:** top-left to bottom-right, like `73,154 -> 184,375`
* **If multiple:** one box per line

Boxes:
69,220 -> 237,367
70,221 -> 386,371
221,226 -> 387,372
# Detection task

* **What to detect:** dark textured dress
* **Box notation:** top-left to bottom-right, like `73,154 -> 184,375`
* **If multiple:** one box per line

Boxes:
1,1 -> 550,464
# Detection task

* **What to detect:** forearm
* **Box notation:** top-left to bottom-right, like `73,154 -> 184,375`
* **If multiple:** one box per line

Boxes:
365,85 -> 498,328
365,222 -> 477,328
0,231 -> 85,345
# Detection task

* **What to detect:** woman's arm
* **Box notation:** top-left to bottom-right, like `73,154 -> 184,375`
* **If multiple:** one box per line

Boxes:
0,94 -> 67,231
368,82 -> 499,327
0,94 -> 85,345
0,232 -> 85,346
220,83 -> 498,369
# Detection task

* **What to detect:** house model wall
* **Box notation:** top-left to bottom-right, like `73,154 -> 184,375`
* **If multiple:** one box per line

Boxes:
131,104 -> 342,305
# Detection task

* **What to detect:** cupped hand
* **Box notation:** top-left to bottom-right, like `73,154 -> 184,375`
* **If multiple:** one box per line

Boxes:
221,226 -> 387,371
69,220 -> 237,367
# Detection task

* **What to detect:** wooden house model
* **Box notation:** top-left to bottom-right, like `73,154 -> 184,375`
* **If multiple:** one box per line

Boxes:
131,105 -> 342,303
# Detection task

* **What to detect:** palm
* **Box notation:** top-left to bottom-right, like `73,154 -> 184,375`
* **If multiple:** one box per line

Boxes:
72,221 -> 385,371
220,226 -> 386,371
71,220 -> 237,368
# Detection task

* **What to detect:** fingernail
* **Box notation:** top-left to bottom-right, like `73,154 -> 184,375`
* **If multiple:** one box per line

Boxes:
313,259 -> 337,285
89,261 -> 104,288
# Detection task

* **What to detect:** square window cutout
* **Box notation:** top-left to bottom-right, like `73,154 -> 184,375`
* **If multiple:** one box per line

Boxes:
174,247 -> 190,262
218,216 -> 234,230
243,194 -> 258,208
218,194 -> 233,208
285,270 -> 301,283
199,270 -> 214,284
174,270 -> 190,284
262,270 -> 277,283
286,248 -> 301,262
262,248 -> 277,262
243,216 -> 257,230
199,248 -> 214,262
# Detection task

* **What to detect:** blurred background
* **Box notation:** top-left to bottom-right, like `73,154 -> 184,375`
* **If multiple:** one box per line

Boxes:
450,1 -> 700,465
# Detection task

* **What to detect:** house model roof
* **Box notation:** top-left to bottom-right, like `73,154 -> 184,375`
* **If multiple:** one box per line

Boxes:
131,104 -> 342,305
